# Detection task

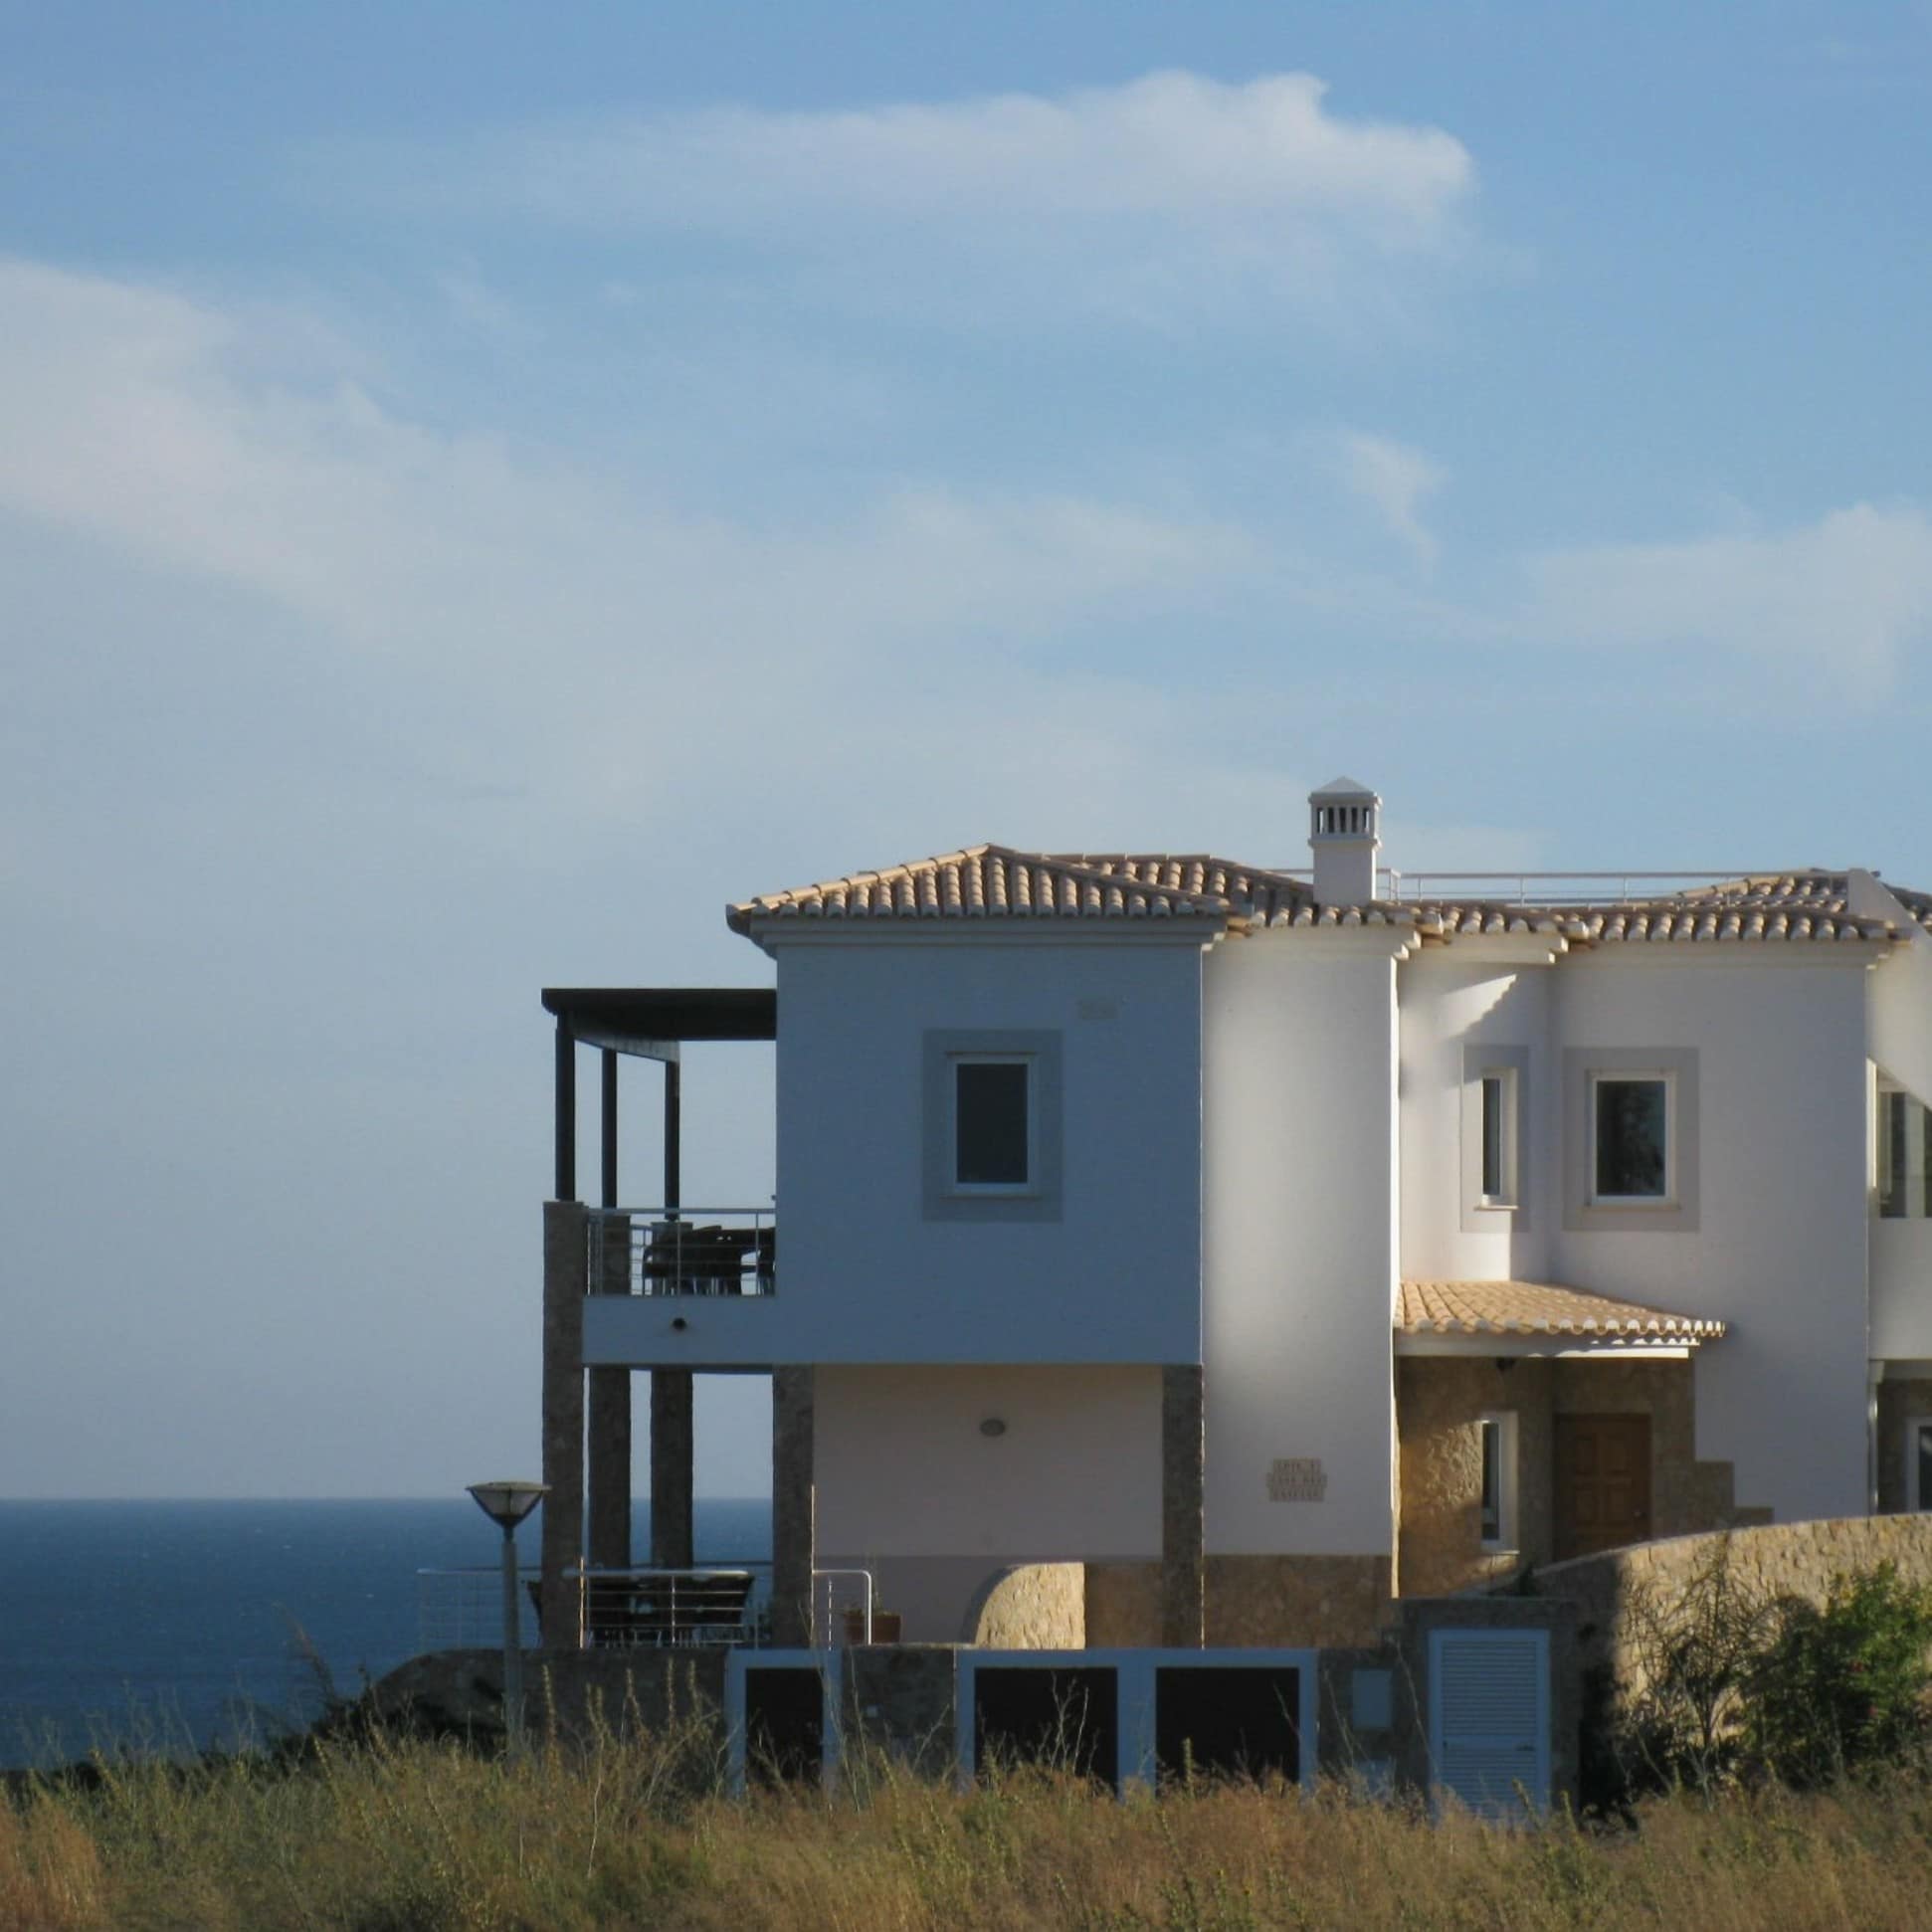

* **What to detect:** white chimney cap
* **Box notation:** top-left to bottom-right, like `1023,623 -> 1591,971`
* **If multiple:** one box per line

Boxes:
1310,775 -> 1380,802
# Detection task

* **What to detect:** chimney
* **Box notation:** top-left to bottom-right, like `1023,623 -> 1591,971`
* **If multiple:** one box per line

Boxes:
1308,777 -> 1382,906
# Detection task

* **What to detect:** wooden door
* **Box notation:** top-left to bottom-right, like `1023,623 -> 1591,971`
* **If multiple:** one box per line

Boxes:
1554,1415 -> 1651,1560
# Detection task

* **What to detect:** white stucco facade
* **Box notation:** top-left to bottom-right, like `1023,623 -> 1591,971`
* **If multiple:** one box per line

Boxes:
580,805 -> 1932,1637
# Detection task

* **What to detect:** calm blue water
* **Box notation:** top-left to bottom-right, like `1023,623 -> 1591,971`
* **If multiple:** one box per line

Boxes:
0,1499 -> 771,1769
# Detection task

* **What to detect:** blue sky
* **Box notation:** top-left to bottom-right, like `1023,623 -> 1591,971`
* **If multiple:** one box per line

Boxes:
5,3 -> 1930,1497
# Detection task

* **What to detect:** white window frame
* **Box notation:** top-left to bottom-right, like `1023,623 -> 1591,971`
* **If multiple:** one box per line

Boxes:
1479,1068 -> 1518,1208
1908,1415 -> 1932,1513
949,1054 -> 1035,1195
1563,1048 -> 1699,1233
1459,1044 -> 1531,1232
1587,1068 -> 1676,1208
1477,1412 -> 1519,1552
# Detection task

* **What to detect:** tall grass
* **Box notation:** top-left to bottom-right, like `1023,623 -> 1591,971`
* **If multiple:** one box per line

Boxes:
7,1716 -> 1932,1931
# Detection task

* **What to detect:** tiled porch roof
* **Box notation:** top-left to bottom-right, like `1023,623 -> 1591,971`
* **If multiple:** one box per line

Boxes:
1398,1279 -> 1727,1344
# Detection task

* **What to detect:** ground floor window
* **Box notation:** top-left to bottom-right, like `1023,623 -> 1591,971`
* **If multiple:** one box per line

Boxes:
1909,1417 -> 1932,1512
1477,1413 -> 1518,1550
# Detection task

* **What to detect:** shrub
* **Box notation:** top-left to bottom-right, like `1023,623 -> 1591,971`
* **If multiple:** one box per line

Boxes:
1744,1561 -> 1932,1787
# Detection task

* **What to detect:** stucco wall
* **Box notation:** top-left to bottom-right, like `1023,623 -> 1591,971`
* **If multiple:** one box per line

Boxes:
1534,1517 -> 1932,1686
1548,954 -> 1871,1526
764,932 -> 1206,1366
816,1363 -> 1160,1642
1201,929 -> 1399,1560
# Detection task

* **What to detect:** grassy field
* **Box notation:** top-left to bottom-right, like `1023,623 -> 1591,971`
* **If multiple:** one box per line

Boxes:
7,1721 -> 1932,1931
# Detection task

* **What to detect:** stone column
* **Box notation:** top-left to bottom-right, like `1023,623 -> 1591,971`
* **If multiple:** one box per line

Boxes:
540,1201 -> 589,1649
651,1370 -> 695,1569
771,1366 -> 816,1647
1161,1363 -> 1206,1648
586,1214 -> 632,1572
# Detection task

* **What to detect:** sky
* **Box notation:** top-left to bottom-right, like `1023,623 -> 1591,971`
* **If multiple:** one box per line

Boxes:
5,2 -> 1932,1500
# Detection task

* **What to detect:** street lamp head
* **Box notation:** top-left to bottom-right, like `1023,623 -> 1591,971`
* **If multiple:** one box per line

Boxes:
467,1480 -> 549,1529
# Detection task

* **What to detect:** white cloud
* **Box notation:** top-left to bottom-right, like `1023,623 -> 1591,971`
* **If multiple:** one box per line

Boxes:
315,72 -> 1477,327
1335,429 -> 1448,569
1524,504 -> 1932,695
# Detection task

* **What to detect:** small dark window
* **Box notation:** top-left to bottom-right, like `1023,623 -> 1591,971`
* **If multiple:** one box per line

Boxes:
1878,1089 -> 1908,1218
955,1060 -> 1030,1187
1921,1102 -> 1932,1221
1479,1420 -> 1502,1542
1480,1075 -> 1505,1200
1595,1077 -> 1667,1199
1916,1421 -> 1932,1512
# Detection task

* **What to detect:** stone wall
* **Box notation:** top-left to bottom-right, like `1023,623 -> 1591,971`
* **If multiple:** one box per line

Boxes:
1876,1378 -> 1932,1512
1084,1556 -> 1391,1648
1533,1516 -> 1932,1688
1397,1355 -> 1766,1598
966,1563 -> 1087,1648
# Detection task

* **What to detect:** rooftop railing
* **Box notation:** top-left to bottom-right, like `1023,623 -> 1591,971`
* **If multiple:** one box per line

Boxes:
1272,868 -> 1764,905
587,1208 -> 775,1297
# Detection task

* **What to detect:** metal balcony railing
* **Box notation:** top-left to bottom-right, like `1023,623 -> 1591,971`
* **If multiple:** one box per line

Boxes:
415,1562 -> 876,1652
587,1208 -> 775,1297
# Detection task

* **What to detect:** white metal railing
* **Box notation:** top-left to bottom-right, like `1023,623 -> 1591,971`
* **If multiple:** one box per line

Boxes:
1269,867 -> 1761,905
417,1566 -> 540,1651
587,1208 -> 775,1297
417,1562 -> 878,1652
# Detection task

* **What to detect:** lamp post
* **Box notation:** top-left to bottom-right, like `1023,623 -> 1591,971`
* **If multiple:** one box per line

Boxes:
467,1480 -> 548,1750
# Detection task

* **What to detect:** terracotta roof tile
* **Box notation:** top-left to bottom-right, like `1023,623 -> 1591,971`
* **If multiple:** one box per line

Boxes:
1397,1279 -> 1726,1343
730,857 -> 1916,946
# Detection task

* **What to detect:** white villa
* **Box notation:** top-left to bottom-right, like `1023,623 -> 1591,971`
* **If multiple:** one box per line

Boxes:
536,780 -> 1932,1650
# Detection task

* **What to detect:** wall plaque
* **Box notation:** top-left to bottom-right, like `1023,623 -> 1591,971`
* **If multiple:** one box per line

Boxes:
1266,1456 -> 1327,1502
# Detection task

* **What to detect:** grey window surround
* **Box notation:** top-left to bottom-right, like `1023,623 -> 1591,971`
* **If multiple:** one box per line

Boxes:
1460,1044 -> 1532,1233
1562,1046 -> 1700,1234
922,1029 -> 1063,1222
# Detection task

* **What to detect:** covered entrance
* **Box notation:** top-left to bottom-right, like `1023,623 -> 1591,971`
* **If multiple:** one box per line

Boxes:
1395,1280 -> 1743,1596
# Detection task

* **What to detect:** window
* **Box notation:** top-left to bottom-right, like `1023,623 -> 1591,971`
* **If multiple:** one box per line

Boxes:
1874,1083 -> 1932,1219
1480,1071 -> 1514,1204
953,1059 -> 1030,1188
1592,1075 -> 1670,1202
1460,1045 -> 1530,1230
1909,1418 -> 1932,1513
922,1030 -> 1063,1222
1564,1048 -> 1699,1232
1477,1413 -> 1517,1550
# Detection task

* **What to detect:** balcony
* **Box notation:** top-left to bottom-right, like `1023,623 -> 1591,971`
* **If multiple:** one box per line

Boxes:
587,1208 -> 775,1298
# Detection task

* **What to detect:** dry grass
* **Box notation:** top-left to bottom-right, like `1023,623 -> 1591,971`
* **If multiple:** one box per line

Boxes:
6,1719 -> 1932,1931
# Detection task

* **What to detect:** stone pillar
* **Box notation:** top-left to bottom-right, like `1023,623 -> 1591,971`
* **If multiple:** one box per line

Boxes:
1161,1363 -> 1206,1648
586,1214 -> 632,1572
651,1370 -> 695,1569
771,1366 -> 816,1648
540,1201 -> 589,1649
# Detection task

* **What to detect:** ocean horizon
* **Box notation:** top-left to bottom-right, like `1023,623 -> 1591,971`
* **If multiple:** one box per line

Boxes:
0,1497 -> 773,1770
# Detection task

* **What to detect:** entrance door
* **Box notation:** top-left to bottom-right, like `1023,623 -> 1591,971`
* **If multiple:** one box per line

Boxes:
1554,1414 -> 1651,1560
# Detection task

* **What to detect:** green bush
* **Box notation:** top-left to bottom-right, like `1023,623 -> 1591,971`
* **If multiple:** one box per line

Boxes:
1744,1562 -> 1932,1788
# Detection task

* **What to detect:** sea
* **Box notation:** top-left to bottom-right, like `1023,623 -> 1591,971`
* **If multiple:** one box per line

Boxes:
0,1498 -> 772,1771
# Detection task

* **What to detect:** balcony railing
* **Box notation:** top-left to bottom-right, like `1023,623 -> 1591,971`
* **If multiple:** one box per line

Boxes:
415,1562 -> 875,1652
588,1208 -> 775,1297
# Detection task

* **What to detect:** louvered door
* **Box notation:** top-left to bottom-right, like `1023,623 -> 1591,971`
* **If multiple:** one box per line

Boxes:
1427,1628 -> 1549,1819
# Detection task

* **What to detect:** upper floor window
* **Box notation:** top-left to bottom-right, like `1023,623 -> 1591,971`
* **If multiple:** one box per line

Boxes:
1563,1048 -> 1699,1234
1592,1074 -> 1670,1203
1460,1045 -> 1529,1230
953,1058 -> 1031,1189
1875,1082 -> 1931,1219
922,1030 -> 1063,1222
